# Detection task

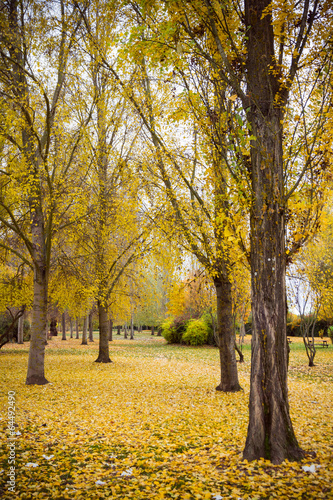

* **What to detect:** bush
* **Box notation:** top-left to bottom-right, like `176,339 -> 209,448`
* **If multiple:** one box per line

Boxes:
182,319 -> 209,346
200,310 -> 216,345
161,319 -> 182,344
328,326 -> 333,344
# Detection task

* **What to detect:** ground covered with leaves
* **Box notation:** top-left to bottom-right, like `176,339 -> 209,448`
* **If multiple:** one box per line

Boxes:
1,333 -> 332,499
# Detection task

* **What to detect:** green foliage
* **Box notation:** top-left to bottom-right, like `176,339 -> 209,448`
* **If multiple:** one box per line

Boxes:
161,315 -> 190,344
328,326 -> 333,344
200,310 -> 216,345
182,319 -> 209,346
161,319 -> 178,344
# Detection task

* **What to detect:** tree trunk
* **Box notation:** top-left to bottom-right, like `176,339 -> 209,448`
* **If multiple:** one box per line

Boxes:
117,325 -> 121,335
108,319 -> 113,341
151,325 -> 155,336
157,326 -> 161,337
89,311 -> 94,342
75,318 -> 79,339
95,301 -> 111,362
17,314 -> 24,344
81,316 -> 88,345
235,342 -> 244,363
243,0 -> 304,464
61,312 -> 66,341
130,315 -> 134,340
26,263 -> 49,385
215,278 -> 242,392
70,318 -> 73,339
124,324 -> 128,339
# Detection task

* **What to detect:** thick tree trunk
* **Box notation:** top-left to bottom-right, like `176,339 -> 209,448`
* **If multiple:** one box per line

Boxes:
26,263 -> 49,385
75,318 -> 79,339
95,301 -> 112,363
61,312 -> 66,341
108,319 -> 113,341
81,316 -> 88,345
243,0 -> 304,464
17,315 -> 24,344
89,311 -> 94,342
215,278 -> 242,392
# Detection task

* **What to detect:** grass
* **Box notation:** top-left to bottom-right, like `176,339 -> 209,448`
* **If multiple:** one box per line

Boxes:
0,332 -> 332,499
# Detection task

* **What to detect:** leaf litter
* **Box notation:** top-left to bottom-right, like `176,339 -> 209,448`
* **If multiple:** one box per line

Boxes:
0,334 -> 332,499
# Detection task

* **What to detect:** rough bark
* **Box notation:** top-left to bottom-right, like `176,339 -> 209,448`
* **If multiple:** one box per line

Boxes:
26,262 -> 49,385
95,301 -> 111,362
215,277 -> 242,392
243,0 -> 304,463
81,316 -> 88,345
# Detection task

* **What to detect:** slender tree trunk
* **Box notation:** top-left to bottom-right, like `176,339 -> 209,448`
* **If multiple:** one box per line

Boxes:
89,311 -> 94,342
95,301 -> 111,362
243,0 -> 304,464
81,316 -> 88,345
75,318 -> 79,339
124,324 -> 128,339
235,342 -> 244,363
61,312 -> 66,340
70,318 -> 73,339
108,319 -> 113,341
215,277 -> 242,392
157,326 -> 161,337
18,314 -> 24,344
26,262 -> 49,385
151,325 -> 155,336
130,315 -> 134,340
117,325 -> 121,335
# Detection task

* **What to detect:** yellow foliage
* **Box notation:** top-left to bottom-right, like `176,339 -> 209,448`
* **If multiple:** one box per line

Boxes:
0,335 -> 332,498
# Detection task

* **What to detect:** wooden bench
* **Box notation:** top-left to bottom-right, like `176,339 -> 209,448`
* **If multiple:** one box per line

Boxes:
307,340 -> 329,348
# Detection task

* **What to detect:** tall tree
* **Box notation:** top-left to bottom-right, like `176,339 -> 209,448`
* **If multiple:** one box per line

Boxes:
0,0 -> 88,384
158,0 -> 332,462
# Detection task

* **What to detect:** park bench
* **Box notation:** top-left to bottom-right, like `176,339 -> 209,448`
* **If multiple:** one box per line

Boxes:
307,340 -> 329,348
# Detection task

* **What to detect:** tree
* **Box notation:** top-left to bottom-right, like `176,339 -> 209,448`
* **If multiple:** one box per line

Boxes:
157,0 -> 333,462
115,5 -> 245,392
0,0 -> 89,384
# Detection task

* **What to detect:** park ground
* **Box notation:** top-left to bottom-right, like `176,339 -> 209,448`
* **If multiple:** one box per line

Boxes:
0,333 -> 332,499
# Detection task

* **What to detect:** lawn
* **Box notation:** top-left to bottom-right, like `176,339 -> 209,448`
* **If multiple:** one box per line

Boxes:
0,333 -> 332,499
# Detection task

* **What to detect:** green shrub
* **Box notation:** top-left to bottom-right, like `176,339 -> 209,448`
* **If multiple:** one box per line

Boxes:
182,319 -> 209,346
328,326 -> 333,344
200,310 -> 216,345
161,319 -> 181,344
